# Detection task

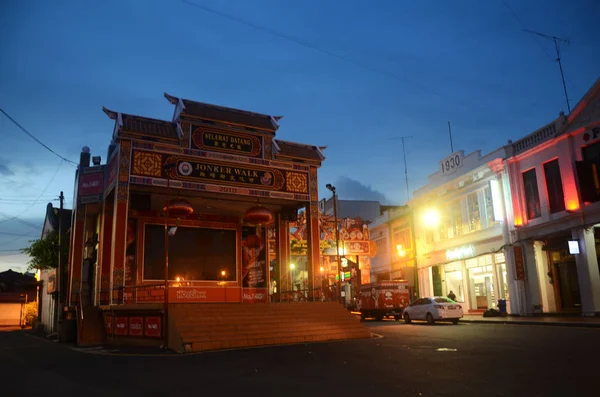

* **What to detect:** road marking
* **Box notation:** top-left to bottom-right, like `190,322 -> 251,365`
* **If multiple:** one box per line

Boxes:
436,348 -> 458,352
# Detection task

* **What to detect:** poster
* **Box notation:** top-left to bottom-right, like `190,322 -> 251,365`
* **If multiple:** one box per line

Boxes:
242,226 -> 268,303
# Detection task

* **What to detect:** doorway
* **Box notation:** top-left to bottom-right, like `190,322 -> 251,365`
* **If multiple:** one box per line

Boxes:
554,261 -> 581,311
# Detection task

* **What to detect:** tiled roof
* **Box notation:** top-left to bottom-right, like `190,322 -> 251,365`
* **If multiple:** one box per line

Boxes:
121,114 -> 179,140
165,93 -> 279,132
274,140 -> 325,162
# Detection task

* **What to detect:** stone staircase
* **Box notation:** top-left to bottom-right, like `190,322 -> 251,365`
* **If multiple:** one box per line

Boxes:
168,302 -> 370,353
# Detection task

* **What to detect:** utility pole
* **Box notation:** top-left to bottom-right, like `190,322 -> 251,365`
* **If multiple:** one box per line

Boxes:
523,29 -> 571,114
55,191 -> 64,334
389,136 -> 413,202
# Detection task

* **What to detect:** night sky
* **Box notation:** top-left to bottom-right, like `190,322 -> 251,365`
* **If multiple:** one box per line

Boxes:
1,0 -> 599,271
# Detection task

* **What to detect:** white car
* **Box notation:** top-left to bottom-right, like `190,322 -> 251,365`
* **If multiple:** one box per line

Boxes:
403,297 -> 463,325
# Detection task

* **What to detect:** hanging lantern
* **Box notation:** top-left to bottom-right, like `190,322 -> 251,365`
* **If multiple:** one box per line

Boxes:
243,205 -> 273,226
163,199 -> 194,218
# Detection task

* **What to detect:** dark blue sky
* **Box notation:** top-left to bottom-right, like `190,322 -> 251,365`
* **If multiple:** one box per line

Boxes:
1,0 -> 599,270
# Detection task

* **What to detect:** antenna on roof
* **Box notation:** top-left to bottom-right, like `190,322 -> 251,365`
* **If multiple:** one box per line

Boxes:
523,29 -> 571,114
448,121 -> 454,153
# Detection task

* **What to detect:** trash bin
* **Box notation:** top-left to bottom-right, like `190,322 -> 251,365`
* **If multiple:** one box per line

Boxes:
498,299 -> 507,314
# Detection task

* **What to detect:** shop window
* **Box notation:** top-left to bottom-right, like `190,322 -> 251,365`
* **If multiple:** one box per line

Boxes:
523,169 -> 541,219
467,192 -> 481,232
450,199 -> 463,238
143,224 -> 237,281
483,186 -> 498,227
543,159 -> 566,213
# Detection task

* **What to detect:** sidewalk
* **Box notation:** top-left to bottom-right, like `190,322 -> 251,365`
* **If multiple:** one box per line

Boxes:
460,313 -> 600,328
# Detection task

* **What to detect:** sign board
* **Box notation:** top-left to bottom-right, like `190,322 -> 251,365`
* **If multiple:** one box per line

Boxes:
46,269 -> 56,294
513,246 -> 526,280
114,316 -> 128,336
145,316 -> 162,338
440,151 -> 464,175
78,171 -> 104,198
191,128 -> 263,158
129,316 -> 143,336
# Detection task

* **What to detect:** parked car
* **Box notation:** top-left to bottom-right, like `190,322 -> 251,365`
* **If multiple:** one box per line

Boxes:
403,297 -> 463,325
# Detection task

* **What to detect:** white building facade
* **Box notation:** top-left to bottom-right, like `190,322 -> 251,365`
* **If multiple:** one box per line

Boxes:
506,78 -> 600,316
410,148 -> 518,314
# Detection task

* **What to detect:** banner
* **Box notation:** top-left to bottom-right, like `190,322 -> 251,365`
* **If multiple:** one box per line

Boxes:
241,226 -> 268,303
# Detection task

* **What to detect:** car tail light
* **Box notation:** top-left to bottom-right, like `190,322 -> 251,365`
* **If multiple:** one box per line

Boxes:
434,305 -> 444,309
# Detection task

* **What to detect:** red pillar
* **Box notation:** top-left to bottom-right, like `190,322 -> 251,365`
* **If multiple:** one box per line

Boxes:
306,166 -> 320,300
98,192 -> 114,306
111,140 -> 132,304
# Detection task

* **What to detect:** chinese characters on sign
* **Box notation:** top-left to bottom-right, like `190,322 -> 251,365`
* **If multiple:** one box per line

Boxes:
163,154 -> 286,190
513,246 -> 526,280
191,128 -> 263,157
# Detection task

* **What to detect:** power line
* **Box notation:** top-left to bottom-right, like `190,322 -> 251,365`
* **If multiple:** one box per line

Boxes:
0,107 -> 78,166
0,231 -> 38,237
0,175 -> 60,193
179,0 -> 442,98
0,160 -> 64,226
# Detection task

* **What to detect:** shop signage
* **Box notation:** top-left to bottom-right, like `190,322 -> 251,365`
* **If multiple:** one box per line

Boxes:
145,316 -> 162,338
78,171 -> 104,200
191,128 -> 263,158
582,126 -> 600,142
46,269 -> 56,294
129,316 -> 143,337
446,245 -> 475,261
167,287 -> 242,303
164,155 -> 286,191
513,246 -> 526,280
114,316 -> 129,336
440,151 -> 463,175
242,288 -> 268,303
343,241 -> 371,255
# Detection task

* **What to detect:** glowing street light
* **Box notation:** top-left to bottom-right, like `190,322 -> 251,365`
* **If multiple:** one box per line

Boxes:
422,209 -> 440,228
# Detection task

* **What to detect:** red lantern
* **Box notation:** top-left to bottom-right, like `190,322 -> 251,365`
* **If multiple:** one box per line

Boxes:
243,206 -> 273,226
163,199 -> 194,218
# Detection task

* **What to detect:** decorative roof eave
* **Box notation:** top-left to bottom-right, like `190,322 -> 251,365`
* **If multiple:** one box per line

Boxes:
103,107 -> 123,141
164,92 -> 186,122
275,139 -> 326,161
165,93 -> 279,133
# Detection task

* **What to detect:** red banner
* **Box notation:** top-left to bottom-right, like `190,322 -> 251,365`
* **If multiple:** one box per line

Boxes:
129,316 -> 143,336
145,316 -> 162,338
79,172 -> 104,197
513,246 -> 526,280
114,316 -> 128,336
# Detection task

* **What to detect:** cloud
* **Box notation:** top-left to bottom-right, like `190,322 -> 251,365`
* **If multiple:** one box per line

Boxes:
0,159 -> 14,175
334,176 -> 390,203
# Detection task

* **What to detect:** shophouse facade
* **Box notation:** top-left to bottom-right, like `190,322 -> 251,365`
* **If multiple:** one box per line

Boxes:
506,77 -> 600,316
410,148 -> 516,313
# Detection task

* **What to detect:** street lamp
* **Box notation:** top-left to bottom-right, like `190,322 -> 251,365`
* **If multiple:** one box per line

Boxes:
326,183 -> 343,304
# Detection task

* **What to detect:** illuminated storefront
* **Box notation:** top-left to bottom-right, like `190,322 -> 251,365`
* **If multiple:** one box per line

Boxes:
412,148 -> 516,313
67,94 -> 325,342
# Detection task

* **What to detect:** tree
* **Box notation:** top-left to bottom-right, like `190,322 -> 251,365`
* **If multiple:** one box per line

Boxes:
20,231 -> 69,272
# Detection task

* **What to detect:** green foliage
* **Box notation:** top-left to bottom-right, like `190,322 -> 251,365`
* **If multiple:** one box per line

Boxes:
20,231 -> 69,272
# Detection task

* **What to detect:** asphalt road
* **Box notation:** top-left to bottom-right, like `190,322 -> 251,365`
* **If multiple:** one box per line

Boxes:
1,321 -> 597,397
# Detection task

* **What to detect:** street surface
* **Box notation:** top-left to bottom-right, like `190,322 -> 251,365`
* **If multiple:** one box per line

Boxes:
1,321 -> 597,396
